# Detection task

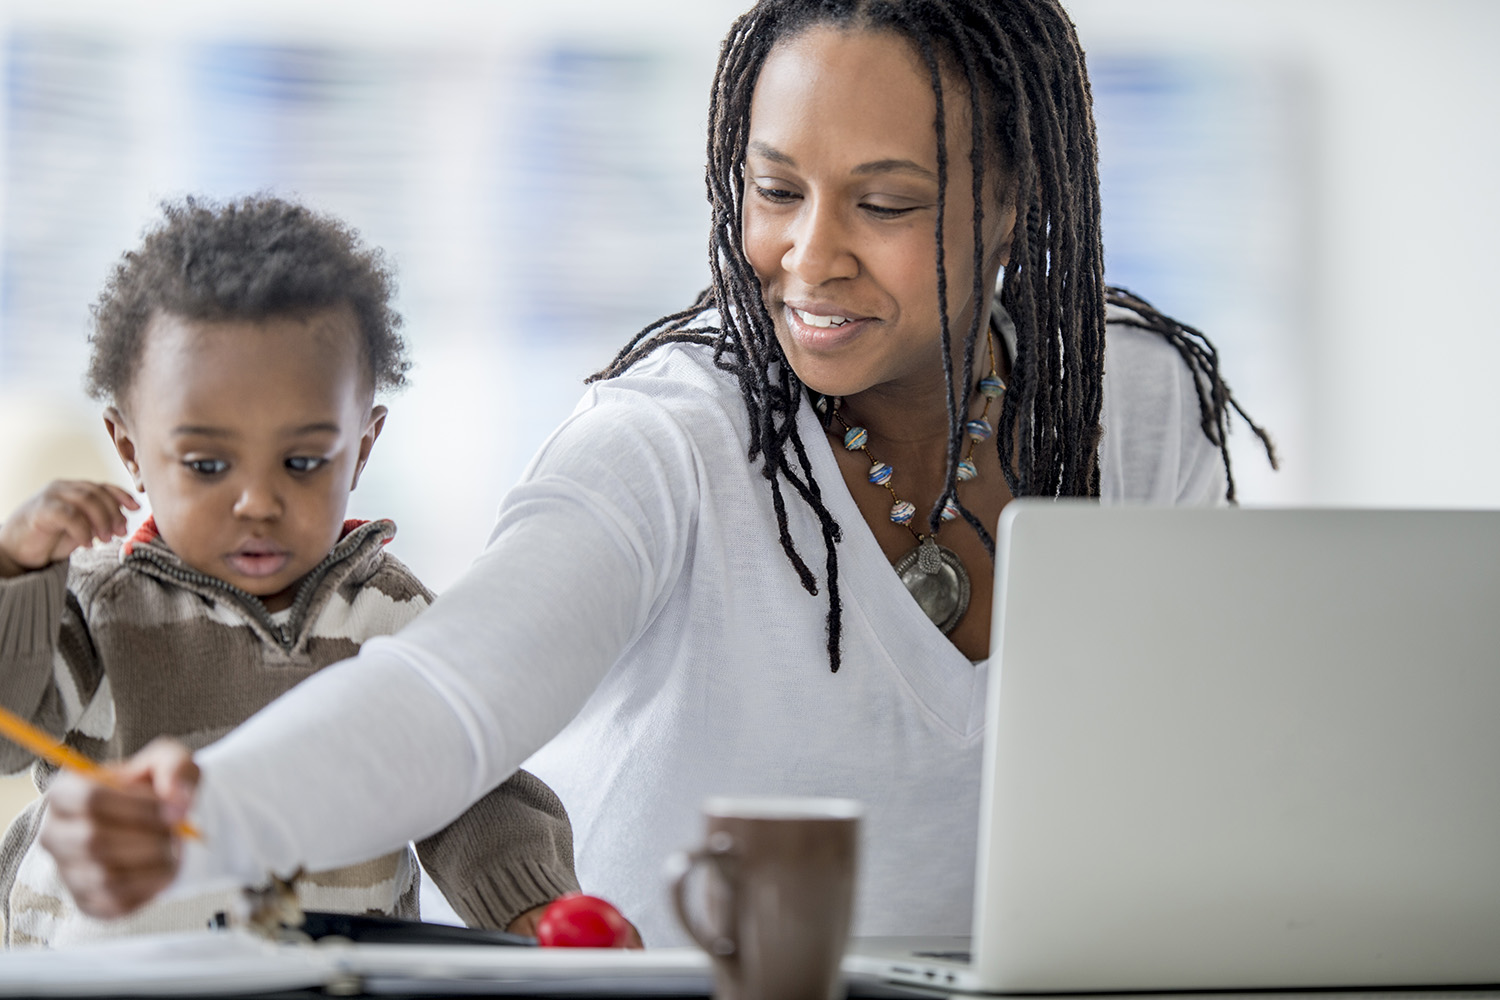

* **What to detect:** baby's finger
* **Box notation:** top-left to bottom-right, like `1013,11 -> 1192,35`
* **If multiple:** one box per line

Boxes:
41,506 -> 98,561
29,493 -> 106,555
101,483 -> 141,513
56,483 -> 132,542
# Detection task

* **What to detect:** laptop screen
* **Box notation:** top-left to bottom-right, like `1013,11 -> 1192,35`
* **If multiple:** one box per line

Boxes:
970,503 -> 1500,991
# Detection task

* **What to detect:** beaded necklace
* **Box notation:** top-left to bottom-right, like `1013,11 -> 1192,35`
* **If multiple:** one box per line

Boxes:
821,332 -> 1006,635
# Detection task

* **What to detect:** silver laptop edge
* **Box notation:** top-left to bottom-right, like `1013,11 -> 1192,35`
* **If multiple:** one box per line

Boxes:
850,504 -> 1500,994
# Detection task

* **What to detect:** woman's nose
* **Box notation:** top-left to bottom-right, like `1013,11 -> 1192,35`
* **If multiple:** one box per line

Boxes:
782,200 -> 858,285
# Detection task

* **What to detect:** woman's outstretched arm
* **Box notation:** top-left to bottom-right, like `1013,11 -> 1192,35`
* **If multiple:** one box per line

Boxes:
43,388 -> 702,912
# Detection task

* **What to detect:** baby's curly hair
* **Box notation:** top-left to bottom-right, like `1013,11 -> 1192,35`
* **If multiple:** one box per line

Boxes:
86,194 -> 409,404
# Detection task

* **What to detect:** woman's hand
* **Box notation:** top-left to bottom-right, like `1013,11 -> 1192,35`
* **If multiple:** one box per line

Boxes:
39,738 -> 199,918
0,480 -> 139,577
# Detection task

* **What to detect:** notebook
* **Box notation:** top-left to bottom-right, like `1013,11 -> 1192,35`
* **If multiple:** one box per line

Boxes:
846,503 -> 1500,994
0,929 -> 716,997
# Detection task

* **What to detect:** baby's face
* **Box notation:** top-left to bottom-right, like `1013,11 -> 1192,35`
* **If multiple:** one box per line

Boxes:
108,306 -> 384,612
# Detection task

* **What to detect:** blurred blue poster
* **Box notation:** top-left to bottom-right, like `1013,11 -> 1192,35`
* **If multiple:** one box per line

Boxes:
1093,53 -> 1312,500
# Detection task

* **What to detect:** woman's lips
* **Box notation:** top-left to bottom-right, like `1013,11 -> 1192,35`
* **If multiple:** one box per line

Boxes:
226,546 -> 290,579
783,303 -> 871,349
791,307 -> 852,329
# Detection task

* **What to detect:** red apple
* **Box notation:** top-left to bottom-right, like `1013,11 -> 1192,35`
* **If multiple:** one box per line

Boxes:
535,892 -> 633,948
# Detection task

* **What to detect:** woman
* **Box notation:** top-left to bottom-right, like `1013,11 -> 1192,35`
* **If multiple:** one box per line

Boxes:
40,0 -> 1271,946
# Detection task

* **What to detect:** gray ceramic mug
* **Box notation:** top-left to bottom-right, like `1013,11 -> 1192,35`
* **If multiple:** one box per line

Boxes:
670,796 -> 862,1000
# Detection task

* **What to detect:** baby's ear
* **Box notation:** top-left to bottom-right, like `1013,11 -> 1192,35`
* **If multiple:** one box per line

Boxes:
351,405 -> 388,490
102,407 -> 146,492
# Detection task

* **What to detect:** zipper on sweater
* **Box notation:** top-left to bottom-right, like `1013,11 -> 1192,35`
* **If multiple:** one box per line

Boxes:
126,530 -> 373,652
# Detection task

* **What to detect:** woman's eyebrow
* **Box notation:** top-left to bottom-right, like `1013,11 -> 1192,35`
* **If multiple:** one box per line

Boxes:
747,140 -> 795,165
851,158 -> 937,181
747,141 -> 936,181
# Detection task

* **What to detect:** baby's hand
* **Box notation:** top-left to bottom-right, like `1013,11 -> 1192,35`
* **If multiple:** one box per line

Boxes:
39,738 -> 199,919
0,480 -> 139,577
530,894 -> 644,949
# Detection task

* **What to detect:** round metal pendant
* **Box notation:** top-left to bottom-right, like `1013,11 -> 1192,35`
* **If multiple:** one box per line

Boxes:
893,538 -> 970,635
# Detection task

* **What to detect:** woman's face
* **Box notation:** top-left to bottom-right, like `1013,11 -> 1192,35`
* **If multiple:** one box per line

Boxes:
743,25 -> 1014,402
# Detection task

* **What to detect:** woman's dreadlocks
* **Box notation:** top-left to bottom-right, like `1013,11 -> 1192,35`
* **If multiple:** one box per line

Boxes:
592,0 -> 1275,672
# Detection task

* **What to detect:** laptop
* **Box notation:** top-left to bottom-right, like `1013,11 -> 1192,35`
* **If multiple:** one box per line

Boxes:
846,503 -> 1500,994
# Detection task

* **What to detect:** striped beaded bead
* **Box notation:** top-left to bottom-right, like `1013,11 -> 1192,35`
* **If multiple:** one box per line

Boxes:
941,497 -> 960,521
956,459 -> 977,481
890,500 -> 917,525
842,426 -> 868,451
978,375 -> 1006,398
966,418 -> 992,442
868,461 -> 893,486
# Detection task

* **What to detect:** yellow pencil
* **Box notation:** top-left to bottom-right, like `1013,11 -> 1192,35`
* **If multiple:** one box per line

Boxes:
0,703 -> 201,840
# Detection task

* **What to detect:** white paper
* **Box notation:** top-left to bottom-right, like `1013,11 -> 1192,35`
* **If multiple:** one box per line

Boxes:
0,931 -> 334,997
0,931 -> 714,997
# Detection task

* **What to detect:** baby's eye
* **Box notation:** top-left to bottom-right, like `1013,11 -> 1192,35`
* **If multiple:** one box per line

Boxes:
285,456 -> 327,473
184,458 -> 227,477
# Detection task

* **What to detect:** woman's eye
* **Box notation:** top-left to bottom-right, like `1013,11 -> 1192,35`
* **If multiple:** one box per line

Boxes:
860,202 -> 918,219
185,458 -> 227,476
752,184 -> 799,204
286,456 -> 327,473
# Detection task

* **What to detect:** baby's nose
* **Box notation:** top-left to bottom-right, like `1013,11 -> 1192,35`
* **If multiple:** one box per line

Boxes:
232,480 -> 282,520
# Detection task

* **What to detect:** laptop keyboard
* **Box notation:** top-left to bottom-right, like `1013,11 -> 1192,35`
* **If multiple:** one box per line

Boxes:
914,950 -> 971,962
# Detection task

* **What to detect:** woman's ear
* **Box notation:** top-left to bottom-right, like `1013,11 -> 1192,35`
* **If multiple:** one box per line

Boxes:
350,404 -> 388,490
102,407 -> 146,492
1001,170 -> 1056,269
980,195 -> 1018,280
995,205 -> 1016,269
991,176 -> 1019,270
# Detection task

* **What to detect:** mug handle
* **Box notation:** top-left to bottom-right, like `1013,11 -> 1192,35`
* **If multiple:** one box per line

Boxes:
668,831 -> 738,959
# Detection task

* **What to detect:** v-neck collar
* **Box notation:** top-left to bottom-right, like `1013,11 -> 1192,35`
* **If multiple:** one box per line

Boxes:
797,394 -> 990,739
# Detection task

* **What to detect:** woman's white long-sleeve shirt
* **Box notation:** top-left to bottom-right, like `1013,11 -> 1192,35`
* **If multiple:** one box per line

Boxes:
183,316 -> 1225,945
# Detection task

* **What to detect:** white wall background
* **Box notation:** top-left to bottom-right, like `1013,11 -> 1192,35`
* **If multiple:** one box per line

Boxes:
0,0 -> 745,592
0,0 -> 1496,900
1072,0 -> 1500,508
0,0 -> 1496,598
